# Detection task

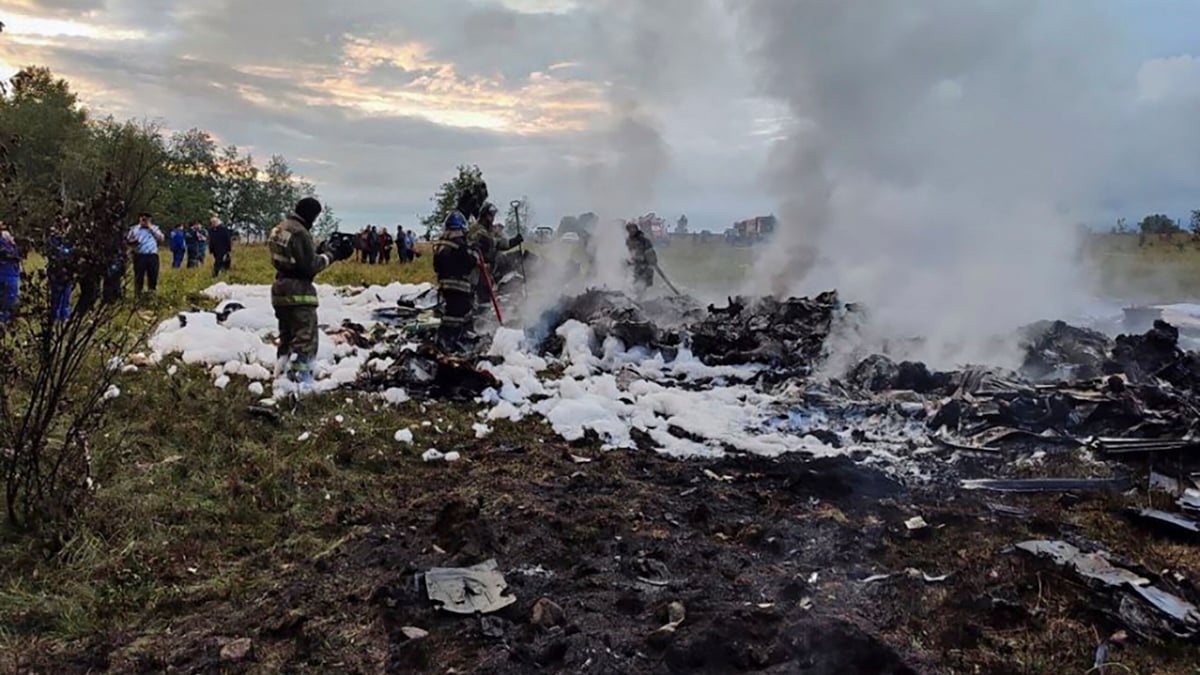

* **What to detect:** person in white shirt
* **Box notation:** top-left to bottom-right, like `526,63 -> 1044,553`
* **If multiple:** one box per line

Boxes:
126,212 -> 164,296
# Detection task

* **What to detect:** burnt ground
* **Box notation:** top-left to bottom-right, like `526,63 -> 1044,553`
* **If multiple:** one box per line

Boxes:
11,426 -> 1200,674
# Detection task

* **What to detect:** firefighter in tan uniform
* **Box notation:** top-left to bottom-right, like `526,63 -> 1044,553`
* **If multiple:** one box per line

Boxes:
268,198 -> 346,389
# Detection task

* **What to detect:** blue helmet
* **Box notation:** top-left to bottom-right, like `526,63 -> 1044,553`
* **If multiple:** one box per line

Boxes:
444,211 -> 468,231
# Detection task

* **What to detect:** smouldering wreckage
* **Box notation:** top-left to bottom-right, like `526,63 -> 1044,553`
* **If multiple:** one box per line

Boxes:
147,281 -> 1200,645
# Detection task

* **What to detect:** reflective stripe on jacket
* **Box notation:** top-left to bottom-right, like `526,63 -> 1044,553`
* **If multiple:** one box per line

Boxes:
269,214 -> 330,307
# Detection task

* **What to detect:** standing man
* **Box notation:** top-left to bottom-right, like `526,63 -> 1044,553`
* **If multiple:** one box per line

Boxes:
126,212 -> 164,297
196,221 -> 209,265
269,197 -> 347,390
379,227 -> 393,264
47,222 -> 73,321
185,223 -> 202,268
433,212 -> 477,352
0,222 -> 20,324
208,216 -> 233,277
625,221 -> 657,295
366,226 -> 380,265
407,229 -> 419,261
169,224 -> 187,269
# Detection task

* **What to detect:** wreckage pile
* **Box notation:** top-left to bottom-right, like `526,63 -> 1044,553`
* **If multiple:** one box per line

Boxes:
146,282 -> 1200,650
899,319 -> 1200,450
690,292 -> 840,371
150,282 -> 1200,470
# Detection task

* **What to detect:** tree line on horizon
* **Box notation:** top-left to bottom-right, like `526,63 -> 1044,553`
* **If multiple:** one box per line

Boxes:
0,66 -> 339,239
1111,212 -> 1200,238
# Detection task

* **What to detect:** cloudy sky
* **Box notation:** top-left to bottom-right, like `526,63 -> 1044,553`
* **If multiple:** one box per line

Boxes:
1,0 -> 1199,233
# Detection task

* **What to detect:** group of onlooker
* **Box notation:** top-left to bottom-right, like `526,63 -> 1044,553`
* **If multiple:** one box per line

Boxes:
168,217 -> 233,275
355,226 -> 418,264
0,212 -> 236,324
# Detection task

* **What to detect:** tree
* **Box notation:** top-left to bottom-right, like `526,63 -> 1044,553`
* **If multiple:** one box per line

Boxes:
65,118 -> 169,222
313,205 -> 341,238
0,66 -> 90,226
1139,213 -> 1182,236
504,196 -> 533,238
421,165 -> 487,238
155,128 -> 218,226
1190,211 -> 1200,236
212,145 -> 261,236
257,155 -> 296,234
1113,217 -> 1129,235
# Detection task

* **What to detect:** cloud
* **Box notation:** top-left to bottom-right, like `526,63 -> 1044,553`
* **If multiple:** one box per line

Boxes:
4,0 -> 1196,249
1137,55 -> 1200,103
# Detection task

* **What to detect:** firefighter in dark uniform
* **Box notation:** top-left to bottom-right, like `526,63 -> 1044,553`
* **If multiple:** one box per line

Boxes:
469,202 -> 525,300
468,204 -> 498,304
625,221 -> 657,295
269,197 -> 346,390
434,211 -> 478,352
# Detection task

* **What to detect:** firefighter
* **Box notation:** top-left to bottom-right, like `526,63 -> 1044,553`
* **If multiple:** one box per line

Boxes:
625,221 -> 657,294
468,204 -> 497,292
268,197 -> 347,391
434,211 -> 478,352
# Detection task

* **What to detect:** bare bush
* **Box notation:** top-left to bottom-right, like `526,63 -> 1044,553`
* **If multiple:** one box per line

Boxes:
0,137 -> 147,538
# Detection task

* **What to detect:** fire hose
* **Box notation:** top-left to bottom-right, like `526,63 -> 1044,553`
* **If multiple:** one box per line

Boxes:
655,263 -> 682,297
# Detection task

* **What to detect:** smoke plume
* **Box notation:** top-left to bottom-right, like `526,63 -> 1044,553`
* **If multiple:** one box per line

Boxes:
733,1 -> 1120,367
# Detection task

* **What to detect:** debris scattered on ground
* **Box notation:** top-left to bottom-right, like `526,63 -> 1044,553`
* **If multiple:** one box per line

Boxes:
690,292 -> 841,371
1125,508 -> 1200,539
961,477 -> 1132,493
651,601 -> 687,637
400,627 -> 429,641
530,598 -> 566,629
425,559 -> 516,615
422,449 -> 461,463
1015,540 -> 1200,639
219,637 -> 253,663
360,345 -> 500,402
246,405 -> 281,424
1019,320 -> 1113,382
131,281 -> 1200,669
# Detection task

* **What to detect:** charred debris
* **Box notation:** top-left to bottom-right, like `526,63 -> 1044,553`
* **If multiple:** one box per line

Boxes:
350,287 -> 1200,649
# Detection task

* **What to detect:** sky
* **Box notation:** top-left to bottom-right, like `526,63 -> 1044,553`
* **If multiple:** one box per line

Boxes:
0,0 -> 1199,233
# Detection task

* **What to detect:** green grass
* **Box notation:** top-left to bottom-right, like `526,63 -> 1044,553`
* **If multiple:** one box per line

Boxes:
1085,233 -> 1200,302
0,242 -> 449,654
140,244 -> 436,316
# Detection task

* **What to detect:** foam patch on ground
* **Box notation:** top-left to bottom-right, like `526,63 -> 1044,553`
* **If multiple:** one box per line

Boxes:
149,283 -> 918,465
150,283 -> 432,397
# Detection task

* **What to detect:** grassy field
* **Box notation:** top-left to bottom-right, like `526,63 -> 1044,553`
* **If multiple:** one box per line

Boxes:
3,235 -> 1200,672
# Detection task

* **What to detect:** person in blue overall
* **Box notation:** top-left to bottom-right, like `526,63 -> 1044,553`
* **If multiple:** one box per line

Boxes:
0,221 -> 20,324
47,230 -> 73,322
170,224 -> 187,269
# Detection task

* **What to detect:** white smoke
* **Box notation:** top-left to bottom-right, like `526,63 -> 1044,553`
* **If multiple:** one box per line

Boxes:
732,1 -> 1121,367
